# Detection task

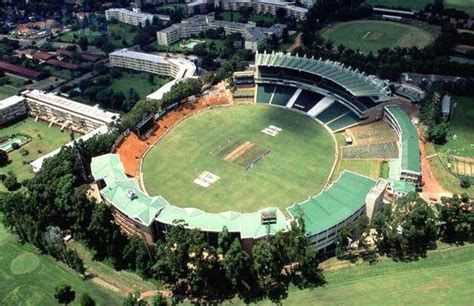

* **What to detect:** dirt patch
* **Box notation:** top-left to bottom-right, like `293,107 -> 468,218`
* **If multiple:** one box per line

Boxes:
224,141 -> 254,162
116,90 -> 229,177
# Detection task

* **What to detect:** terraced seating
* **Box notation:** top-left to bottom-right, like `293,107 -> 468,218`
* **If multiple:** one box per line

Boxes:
341,142 -> 399,159
271,85 -> 296,106
256,84 -> 275,104
327,112 -> 361,131
316,102 -> 350,123
292,90 -> 324,112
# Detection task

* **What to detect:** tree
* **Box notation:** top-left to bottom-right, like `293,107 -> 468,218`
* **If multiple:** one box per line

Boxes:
217,226 -> 232,254
78,36 -> 89,52
0,149 -> 8,166
3,171 -> 20,191
460,176 -> 471,189
148,73 -> 154,85
123,292 -> 147,306
438,194 -> 473,242
79,293 -> 96,306
54,284 -> 76,305
151,294 -> 167,306
429,122 -> 449,144
222,239 -> 250,291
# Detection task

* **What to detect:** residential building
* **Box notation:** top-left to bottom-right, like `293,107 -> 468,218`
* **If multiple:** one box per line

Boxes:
0,95 -> 27,125
215,0 -> 307,20
105,8 -> 154,27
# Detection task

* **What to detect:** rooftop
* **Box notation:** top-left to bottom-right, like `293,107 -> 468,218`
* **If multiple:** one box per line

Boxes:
384,105 -> 420,173
255,51 -> 391,97
287,171 -> 376,236
0,95 -> 24,110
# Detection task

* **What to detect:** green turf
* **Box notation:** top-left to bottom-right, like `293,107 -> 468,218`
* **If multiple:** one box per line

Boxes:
10,252 -> 41,275
436,96 -> 474,158
0,220 -> 123,306
226,243 -> 474,305
430,156 -> 473,197
57,22 -> 136,48
335,159 -> 382,180
0,118 -> 72,180
365,0 -> 474,16
142,105 -> 335,213
107,71 -> 170,99
0,85 -> 18,100
321,20 -> 438,53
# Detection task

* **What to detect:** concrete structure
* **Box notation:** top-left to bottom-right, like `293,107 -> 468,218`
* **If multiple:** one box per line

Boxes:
0,95 -> 27,125
215,0 -> 308,20
156,14 -> 286,51
441,94 -> 451,122
105,8 -> 154,27
23,90 -> 119,134
108,49 -> 197,101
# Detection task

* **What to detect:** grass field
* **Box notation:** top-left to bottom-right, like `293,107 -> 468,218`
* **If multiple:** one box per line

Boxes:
0,75 -> 26,100
235,243 -> 474,305
321,20 -> 438,53
0,118 -> 72,180
0,219 -> 123,306
58,23 -> 136,47
436,96 -> 474,158
365,0 -> 474,16
142,105 -> 335,213
430,156 -> 473,197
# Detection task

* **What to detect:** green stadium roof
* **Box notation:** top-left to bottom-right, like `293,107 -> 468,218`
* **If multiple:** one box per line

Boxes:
91,153 -> 128,185
91,154 -> 288,237
287,171 -> 376,236
390,179 -> 416,194
385,105 -> 421,173
101,179 -> 168,226
255,51 -> 391,97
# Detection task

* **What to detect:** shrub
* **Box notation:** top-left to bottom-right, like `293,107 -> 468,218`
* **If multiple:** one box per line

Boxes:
19,148 -> 29,156
11,142 -> 20,150
3,172 -> 20,191
460,176 -> 471,189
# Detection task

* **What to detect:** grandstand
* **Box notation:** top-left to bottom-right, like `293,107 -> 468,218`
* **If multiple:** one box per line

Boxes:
384,105 -> 421,197
253,51 -> 391,132
287,171 -> 385,252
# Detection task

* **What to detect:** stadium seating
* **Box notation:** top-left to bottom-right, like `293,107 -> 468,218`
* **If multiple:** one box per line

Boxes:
327,112 -> 362,131
316,103 -> 350,123
256,84 -> 275,104
292,90 -> 325,112
270,85 -> 296,106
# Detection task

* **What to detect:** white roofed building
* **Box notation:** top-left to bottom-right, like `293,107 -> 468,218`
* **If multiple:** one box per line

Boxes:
105,8 -> 154,27
0,95 -> 27,125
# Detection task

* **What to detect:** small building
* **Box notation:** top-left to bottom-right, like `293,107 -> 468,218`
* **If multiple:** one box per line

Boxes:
105,8 -> 154,27
0,61 -> 43,80
0,95 -> 27,125
441,94 -> 451,122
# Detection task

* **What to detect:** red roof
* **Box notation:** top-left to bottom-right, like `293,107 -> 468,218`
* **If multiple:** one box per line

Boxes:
45,59 -> 80,70
32,51 -> 55,61
0,61 -> 42,79
57,49 -> 100,62
79,53 -> 99,62
57,49 -> 74,57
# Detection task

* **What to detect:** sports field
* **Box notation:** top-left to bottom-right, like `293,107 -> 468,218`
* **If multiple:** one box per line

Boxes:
436,96 -> 474,158
321,20 -> 438,53
225,243 -> 474,305
365,0 -> 474,16
142,105 -> 335,213
0,218 -> 123,305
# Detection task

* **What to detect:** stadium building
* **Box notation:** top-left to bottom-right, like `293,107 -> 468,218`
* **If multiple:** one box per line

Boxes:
105,8 -> 154,27
109,49 -> 197,100
250,51 -> 391,132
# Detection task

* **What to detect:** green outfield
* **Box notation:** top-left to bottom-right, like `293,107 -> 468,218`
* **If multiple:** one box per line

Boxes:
239,243 -> 474,305
0,219 -> 123,306
142,105 -> 335,213
321,20 -> 438,53
436,96 -> 474,158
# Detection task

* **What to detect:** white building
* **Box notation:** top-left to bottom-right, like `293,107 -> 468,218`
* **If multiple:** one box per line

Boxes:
108,49 -> 197,101
215,0 -> 308,20
24,90 -> 120,133
156,14 -> 286,51
0,95 -> 27,125
105,8 -> 155,27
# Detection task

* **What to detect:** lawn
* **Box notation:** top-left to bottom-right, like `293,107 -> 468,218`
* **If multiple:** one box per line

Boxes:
435,96 -> 474,158
57,22 -> 136,48
0,118 -> 72,180
0,220 -> 123,306
321,20 -> 438,53
142,105 -> 336,213
238,243 -> 474,305
0,75 -> 26,100
430,156 -> 472,197
276,33 -> 298,52
334,159 -> 382,180
365,0 -> 474,16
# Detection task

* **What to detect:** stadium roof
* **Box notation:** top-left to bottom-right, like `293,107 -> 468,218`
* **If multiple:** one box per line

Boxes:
287,171 -> 376,236
91,154 -> 288,236
384,105 -> 420,173
255,51 -> 391,97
